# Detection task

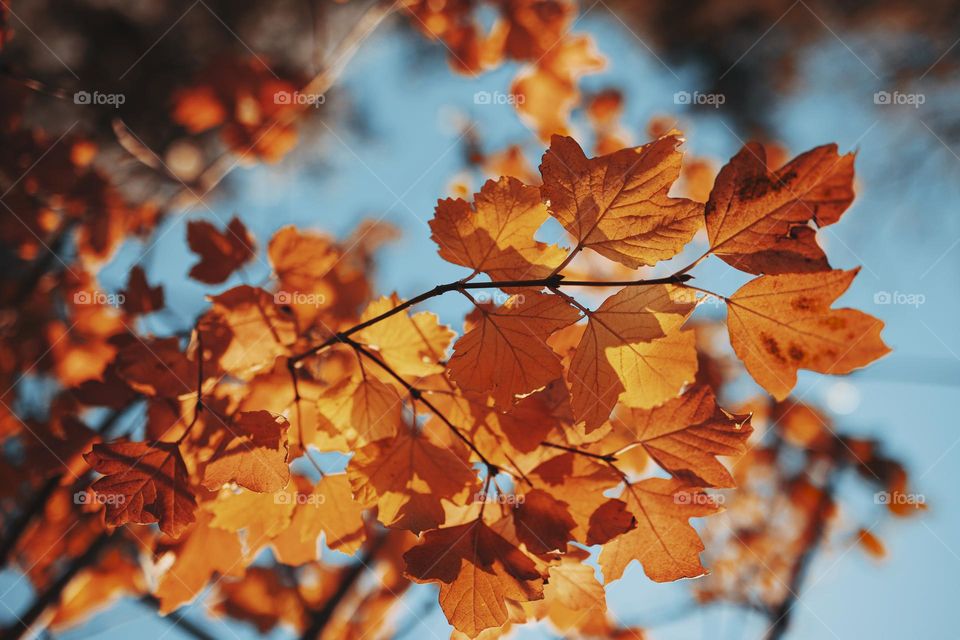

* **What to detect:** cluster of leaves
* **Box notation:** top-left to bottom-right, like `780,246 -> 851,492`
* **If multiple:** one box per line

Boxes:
0,2 -> 920,639
11,129 -> 890,638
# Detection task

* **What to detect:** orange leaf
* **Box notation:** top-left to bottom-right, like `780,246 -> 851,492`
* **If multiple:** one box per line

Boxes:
448,291 -> 580,407
315,372 -> 403,447
705,143 -> 855,275
567,285 -> 696,430
512,488 -> 576,555
430,176 -> 565,281
540,134 -> 702,268
295,474 -> 367,555
187,216 -> 255,284
84,440 -> 197,538
618,385 -> 752,488
154,510 -> 244,613
599,479 -> 718,583
348,428 -> 477,533
726,268 -> 890,400
404,518 -> 544,637
121,266 -> 164,315
202,410 -> 290,492
355,295 -> 454,379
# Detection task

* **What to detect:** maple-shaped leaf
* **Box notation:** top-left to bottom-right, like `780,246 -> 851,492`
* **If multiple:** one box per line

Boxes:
294,474 -> 367,555
448,291 -> 580,407
705,143 -> 855,275
202,410 -> 290,492
154,510 -> 245,613
348,428 -> 477,533
187,216 -> 255,284
121,266 -> 164,315
618,385 -> 752,488
355,295 -> 454,379
567,285 -> 696,430
540,134 -> 702,268
530,453 -> 633,544
513,489 -> 576,555
268,226 -> 338,283
84,440 -> 197,537
315,372 -> 403,447
114,336 -> 196,398
539,548 -> 608,631
200,285 -> 296,380
726,268 -> 890,400
599,478 -> 718,583
207,485 -> 297,544
430,176 -> 565,281
404,518 -> 545,637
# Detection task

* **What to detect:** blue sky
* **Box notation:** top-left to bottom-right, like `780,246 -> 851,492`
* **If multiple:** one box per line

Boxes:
4,10 -> 959,640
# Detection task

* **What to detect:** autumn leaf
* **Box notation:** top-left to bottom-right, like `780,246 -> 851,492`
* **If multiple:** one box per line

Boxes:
617,385 -> 753,488
726,268 -> 890,400
355,295 -> 454,379
567,284 -> 696,430
530,453 -> 633,544
202,410 -> 290,492
599,478 -> 718,583
705,143 -> 855,275
121,266 -> 164,315
315,371 -> 403,447
512,489 -> 576,555
348,428 -> 477,533
404,518 -> 545,637
84,440 -> 197,538
114,336 -> 196,398
540,134 -> 702,268
539,548 -> 608,631
430,176 -> 565,281
294,474 -> 367,555
267,225 -> 339,293
200,285 -> 296,380
154,510 -> 245,613
448,291 -> 580,407
187,216 -> 255,284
